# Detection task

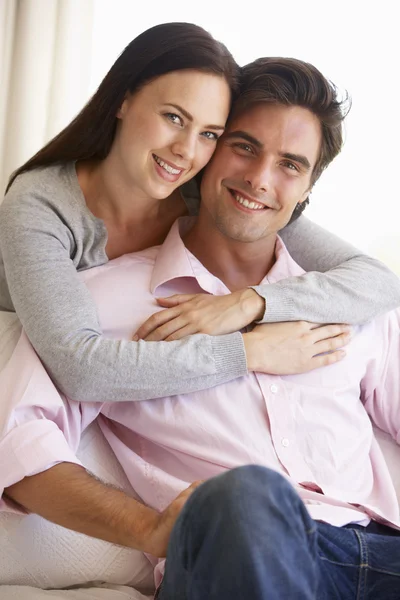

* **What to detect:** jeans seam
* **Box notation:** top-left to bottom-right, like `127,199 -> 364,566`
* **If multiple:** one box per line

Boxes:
318,556 -> 360,568
363,566 -> 400,577
354,529 -> 368,600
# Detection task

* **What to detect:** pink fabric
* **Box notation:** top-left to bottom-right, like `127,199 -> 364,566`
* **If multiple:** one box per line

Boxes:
1,218 -> 400,586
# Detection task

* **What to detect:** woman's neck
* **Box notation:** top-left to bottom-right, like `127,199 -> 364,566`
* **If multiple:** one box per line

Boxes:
76,158 -> 188,258
77,158 -> 158,226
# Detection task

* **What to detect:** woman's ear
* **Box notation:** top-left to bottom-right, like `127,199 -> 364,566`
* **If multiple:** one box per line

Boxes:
116,100 -> 127,119
117,94 -> 131,119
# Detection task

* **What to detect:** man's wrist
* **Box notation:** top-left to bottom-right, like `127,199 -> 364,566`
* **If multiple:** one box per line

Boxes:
126,503 -> 161,552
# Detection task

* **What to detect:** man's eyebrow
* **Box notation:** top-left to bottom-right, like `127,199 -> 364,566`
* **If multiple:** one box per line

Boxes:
224,131 -> 312,169
165,104 -> 225,131
281,152 -> 311,170
223,130 -> 263,147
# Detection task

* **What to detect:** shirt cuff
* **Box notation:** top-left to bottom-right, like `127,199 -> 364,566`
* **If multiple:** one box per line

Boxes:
0,420 -> 83,508
211,331 -> 248,381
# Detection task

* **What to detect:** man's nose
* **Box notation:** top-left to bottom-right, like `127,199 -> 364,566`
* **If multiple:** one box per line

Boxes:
244,160 -> 271,193
171,131 -> 197,163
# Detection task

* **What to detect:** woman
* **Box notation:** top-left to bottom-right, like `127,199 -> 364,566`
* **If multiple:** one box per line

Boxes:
0,22 -> 399,404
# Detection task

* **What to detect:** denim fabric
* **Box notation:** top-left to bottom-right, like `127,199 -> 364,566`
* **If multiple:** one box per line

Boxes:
158,465 -> 400,600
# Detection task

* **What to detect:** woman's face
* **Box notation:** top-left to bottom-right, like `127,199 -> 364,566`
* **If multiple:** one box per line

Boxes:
113,70 -> 231,200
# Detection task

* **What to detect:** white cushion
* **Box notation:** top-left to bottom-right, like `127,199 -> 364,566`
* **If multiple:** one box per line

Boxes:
0,583 -> 151,599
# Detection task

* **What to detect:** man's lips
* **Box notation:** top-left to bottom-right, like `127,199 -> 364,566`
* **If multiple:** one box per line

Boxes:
228,188 -> 273,210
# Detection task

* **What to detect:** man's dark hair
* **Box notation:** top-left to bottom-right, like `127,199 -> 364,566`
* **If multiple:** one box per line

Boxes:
236,58 -> 351,222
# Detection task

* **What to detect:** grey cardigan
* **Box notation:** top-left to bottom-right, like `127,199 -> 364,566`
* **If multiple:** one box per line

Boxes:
1,163 -> 399,402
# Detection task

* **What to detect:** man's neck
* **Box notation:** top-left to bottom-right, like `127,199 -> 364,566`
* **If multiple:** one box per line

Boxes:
183,216 -> 277,292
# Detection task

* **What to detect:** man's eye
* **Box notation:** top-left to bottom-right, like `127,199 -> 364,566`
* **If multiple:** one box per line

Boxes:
282,160 -> 299,172
165,113 -> 183,125
235,143 -> 253,153
201,131 -> 219,141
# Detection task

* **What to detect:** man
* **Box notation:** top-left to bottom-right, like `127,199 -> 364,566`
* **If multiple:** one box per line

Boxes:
2,58 -> 400,599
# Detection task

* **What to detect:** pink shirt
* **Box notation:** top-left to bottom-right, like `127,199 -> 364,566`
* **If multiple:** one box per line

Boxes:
1,218 -> 400,584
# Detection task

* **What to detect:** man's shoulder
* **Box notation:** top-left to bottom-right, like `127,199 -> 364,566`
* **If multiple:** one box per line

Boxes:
368,307 -> 400,338
350,307 -> 400,362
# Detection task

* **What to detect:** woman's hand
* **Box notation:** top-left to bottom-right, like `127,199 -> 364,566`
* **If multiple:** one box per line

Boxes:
243,321 -> 351,375
134,289 -> 265,341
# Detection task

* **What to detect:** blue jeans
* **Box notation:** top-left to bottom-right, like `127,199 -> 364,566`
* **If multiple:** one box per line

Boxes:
158,465 -> 400,599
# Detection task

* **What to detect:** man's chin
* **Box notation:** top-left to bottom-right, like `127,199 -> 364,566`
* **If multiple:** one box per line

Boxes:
216,223 -> 272,244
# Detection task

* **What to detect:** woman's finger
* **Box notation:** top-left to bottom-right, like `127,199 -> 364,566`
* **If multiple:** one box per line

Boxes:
313,331 -> 351,355
156,294 -> 197,308
310,324 -> 350,344
144,316 -> 189,341
165,324 -> 198,341
134,306 -> 183,340
311,349 -> 347,369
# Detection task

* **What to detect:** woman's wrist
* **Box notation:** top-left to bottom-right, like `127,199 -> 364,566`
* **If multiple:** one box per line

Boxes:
238,288 -> 265,323
242,331 -> 261,372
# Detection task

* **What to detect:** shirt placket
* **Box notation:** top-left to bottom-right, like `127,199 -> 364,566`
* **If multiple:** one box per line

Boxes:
255,373 -> 316,484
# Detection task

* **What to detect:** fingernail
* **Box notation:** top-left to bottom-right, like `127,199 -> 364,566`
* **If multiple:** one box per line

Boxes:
133,335 -> 139,341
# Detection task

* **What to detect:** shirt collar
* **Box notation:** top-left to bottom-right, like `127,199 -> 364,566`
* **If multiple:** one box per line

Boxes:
150,218 -> 200,295
150,217 -> 305,295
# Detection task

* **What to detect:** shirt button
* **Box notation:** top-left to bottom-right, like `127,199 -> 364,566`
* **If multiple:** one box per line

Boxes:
270,384 -> 279,393
281,438 -> 290,447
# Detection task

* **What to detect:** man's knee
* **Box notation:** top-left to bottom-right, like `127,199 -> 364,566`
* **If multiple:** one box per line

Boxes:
183,465 -> 295,521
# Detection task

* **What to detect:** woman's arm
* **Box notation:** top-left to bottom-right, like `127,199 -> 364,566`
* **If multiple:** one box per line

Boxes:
0,194 -> 246,403
256,215 -> 400,325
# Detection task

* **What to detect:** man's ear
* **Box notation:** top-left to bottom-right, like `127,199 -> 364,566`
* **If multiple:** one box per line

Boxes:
299,185 -> 313,205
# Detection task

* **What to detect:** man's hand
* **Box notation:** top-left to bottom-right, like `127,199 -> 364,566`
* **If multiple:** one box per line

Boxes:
243,321 -> 351,374
143,481 -> 203,557
134,289 -> 265,341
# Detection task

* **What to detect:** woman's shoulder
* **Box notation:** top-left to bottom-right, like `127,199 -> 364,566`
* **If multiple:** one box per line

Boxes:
2,162 -> 80,216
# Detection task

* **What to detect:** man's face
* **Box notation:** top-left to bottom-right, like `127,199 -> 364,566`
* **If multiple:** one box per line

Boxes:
199,103 -> 322,243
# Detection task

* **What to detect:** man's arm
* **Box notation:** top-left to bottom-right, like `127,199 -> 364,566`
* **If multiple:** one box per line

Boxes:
5,463 -> 200,557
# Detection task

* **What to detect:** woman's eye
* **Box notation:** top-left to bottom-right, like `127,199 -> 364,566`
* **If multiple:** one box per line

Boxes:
165,113 -> 183,125
201,131 -> 219,141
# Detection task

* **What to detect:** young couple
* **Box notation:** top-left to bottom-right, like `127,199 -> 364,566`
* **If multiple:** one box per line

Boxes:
1,22 -> 400,599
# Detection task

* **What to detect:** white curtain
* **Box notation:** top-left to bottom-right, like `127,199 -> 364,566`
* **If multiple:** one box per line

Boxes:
0,0 -> 95,195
